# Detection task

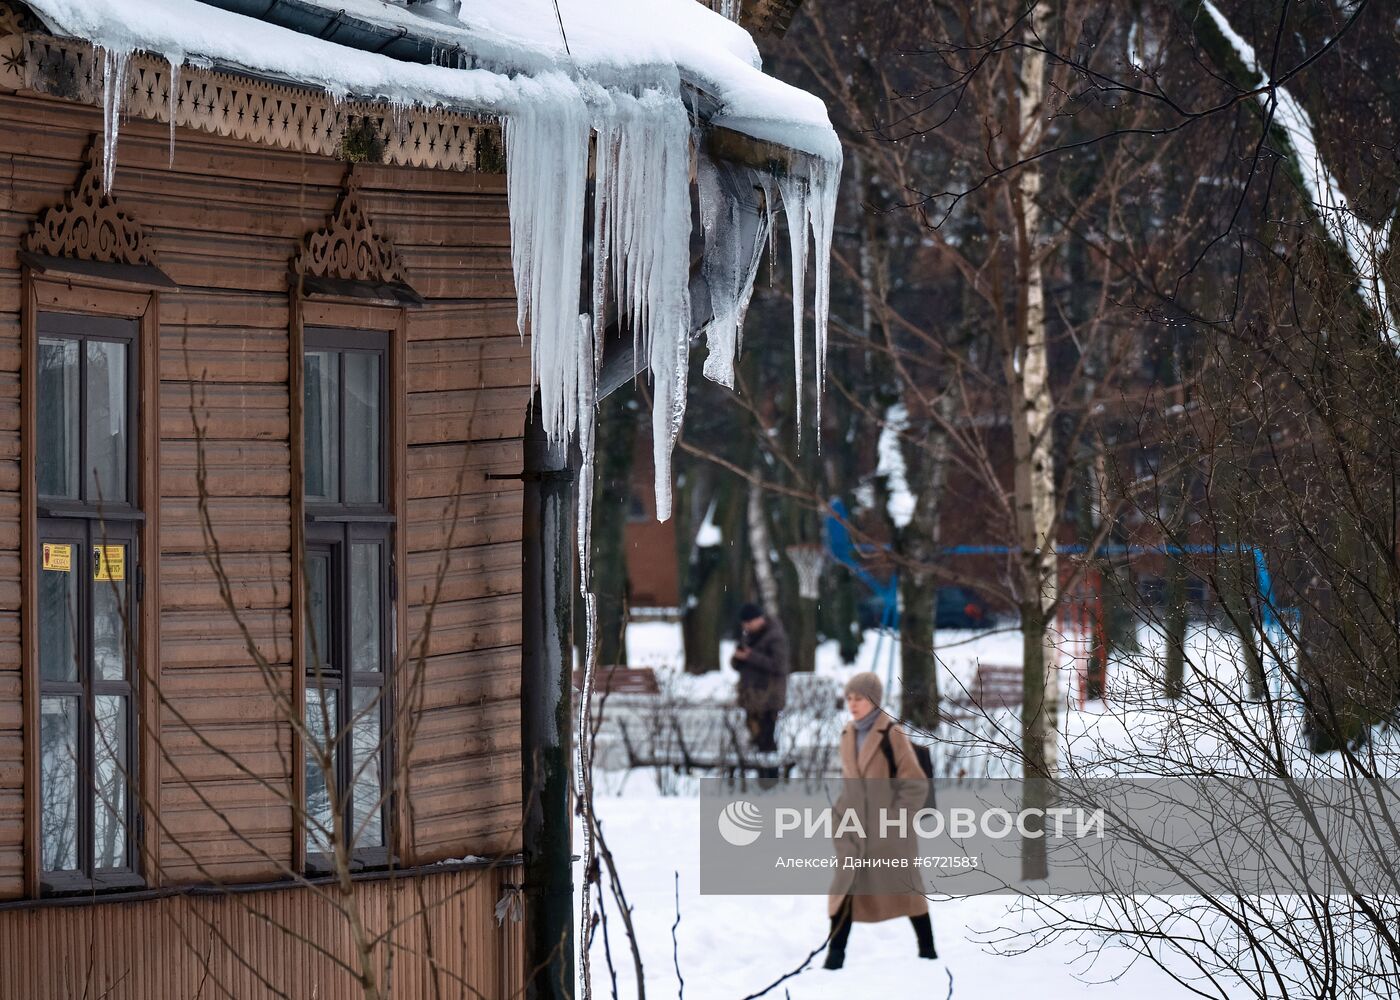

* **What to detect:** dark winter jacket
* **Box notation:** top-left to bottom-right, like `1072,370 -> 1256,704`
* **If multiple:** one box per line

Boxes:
733,618 -> 790,713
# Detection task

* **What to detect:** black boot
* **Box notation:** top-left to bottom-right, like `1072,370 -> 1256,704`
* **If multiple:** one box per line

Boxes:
824,906 -> 853,969
911,913 -> 937,959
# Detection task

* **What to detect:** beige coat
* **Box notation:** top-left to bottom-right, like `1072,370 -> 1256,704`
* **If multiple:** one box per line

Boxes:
826,714 -> 931,921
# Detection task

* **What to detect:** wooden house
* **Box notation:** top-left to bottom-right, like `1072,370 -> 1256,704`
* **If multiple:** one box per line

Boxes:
0,0 -> 831,996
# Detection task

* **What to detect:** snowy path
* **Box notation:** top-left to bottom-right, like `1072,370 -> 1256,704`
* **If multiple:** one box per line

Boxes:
577,790 -> 1218,999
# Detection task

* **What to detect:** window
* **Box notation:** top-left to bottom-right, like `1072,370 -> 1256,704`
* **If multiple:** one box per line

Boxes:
35,312 -> 141,892
302,329 -> 393,868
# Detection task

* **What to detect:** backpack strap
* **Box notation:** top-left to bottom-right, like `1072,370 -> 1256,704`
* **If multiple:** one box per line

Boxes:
879,724 -> 897,776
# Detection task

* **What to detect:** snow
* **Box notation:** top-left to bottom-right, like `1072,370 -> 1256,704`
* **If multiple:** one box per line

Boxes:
577,791 -> 1229,998
25,0 -> 838,159
1202,1 -> 1396,342
695,500 -> 723,548
26,0 -> 841,520
582,621 -> 1335,996
877,402 -> 916,528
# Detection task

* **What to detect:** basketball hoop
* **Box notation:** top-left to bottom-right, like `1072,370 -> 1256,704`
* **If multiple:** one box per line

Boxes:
785,543 -> 826,600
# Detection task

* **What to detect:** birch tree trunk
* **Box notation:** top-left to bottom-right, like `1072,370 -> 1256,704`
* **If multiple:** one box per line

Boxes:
1010,0 -> 1060,881
898,394 -> 954,730
747,480 -> 780,613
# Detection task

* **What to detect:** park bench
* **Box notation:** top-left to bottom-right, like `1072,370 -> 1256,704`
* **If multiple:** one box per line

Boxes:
573,665 -> 661,696
614,713 -> 798,786
969,662 -> 1021,712
942,662 -> 1022,723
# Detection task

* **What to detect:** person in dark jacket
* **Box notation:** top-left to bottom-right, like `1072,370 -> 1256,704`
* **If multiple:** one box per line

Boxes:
731,603 -> 789,759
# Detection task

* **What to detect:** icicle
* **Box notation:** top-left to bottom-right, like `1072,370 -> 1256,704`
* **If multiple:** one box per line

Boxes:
696,155 -> 770,389
166,58 -> 180,168
777,172 -> 810,443
98,47 -> 131,193
809,156 -> 839,434
575,314 -> 598,586
585,87 -> 693,521
776,152 -> 841,445
502,79 -> 834,513
503,84 -> 591,446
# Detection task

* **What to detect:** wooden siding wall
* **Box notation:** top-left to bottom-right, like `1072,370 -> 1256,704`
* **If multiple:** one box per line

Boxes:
0,862 -> 525,1000
0,89 -> 527,899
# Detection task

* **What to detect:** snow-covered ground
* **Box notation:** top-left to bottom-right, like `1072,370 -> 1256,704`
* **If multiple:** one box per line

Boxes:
575,619 -> 1286,998
577,786 -> 1220,999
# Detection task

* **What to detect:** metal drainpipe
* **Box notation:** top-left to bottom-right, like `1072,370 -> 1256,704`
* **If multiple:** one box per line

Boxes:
520,158 -> 764,999
520,409 -> 575,1000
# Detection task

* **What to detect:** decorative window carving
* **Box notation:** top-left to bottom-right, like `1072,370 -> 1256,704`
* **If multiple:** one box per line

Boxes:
293,171 -> 421,304
295,173 -> 409,285
24,143 -> 161,268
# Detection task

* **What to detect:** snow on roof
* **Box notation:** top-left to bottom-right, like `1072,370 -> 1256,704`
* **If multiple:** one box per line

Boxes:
18,0 -> 840,525
22,0 -> 839,160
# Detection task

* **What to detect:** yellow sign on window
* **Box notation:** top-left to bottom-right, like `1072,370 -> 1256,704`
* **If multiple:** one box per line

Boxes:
42,543 -> 72,573
93,545 -> 125,582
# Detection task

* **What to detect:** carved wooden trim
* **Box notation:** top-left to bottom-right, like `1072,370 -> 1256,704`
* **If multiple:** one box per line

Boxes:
25,141 -> 162,267
293,170 -> 418,299
13,27 -> 502,173
0,1 -> 31,93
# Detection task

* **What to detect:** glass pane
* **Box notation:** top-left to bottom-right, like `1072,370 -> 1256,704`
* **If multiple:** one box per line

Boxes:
304,351 -> 339,502
37,338 -> 79,499
39,547 -> 78,683
40,696 -> 78,872
93,543 -> 129,681
93,696 -> 128,870
350,544 -> 381,673
304,686 -> 337,856
343,352 -> 381,504
85,340 -> 128,504
305,551 -> 331,672
351,687 -> 383,849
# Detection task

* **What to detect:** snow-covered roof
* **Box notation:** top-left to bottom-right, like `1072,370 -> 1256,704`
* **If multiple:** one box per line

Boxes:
21,0 -> 839,161
16,0 -> 840,523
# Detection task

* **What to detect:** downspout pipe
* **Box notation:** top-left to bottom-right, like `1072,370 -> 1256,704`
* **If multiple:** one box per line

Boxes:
520,405 -> 576,1000
522,158 -> 769,998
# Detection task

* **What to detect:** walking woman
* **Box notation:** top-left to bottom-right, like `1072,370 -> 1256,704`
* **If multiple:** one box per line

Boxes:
824,671 -> 937,970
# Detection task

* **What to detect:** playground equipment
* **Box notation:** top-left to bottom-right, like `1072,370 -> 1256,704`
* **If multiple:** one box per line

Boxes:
825,495 -> 1296,705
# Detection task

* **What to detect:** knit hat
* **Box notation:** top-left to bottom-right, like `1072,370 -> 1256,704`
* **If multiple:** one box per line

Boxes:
738,602 -> 765,623
844,671 -> 883,707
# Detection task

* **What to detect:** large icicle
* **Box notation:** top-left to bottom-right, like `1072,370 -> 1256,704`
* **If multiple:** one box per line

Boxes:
166,57 -> 180,167
589,87 -> 694,521
696,154 -> 771,389
507,84 -> 695,520
98,46 -> 131,192
776,152 -> 841,442
503,81 -> 592,445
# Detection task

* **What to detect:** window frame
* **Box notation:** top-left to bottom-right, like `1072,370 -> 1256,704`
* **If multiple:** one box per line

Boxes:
34,312 -> 141,519
29,308 -> 145,897
300,326 -> 396,874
